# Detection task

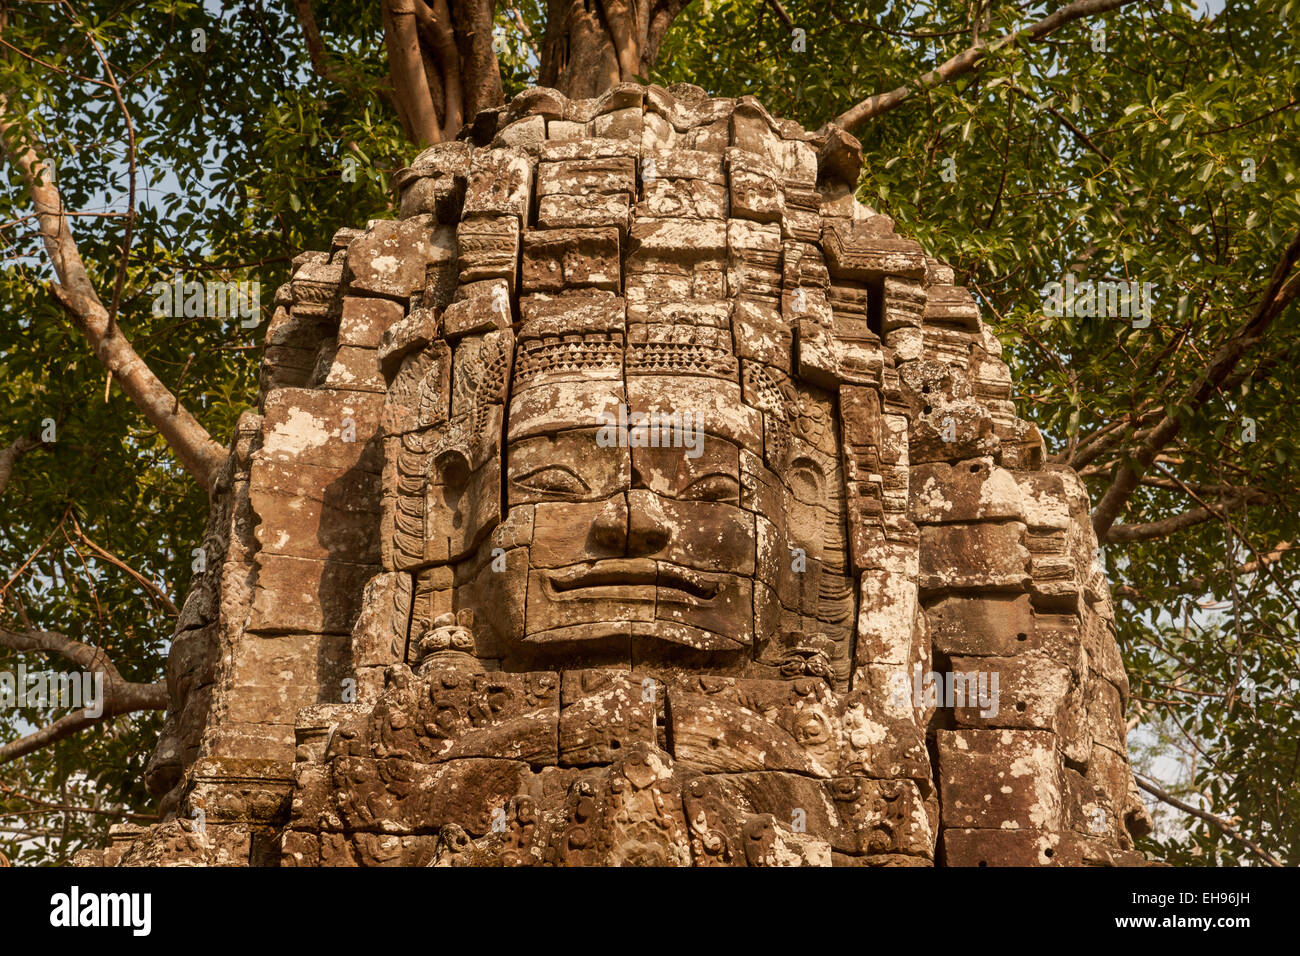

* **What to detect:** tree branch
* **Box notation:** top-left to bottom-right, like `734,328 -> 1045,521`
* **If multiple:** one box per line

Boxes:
645,1 -> 693,71
1066,411 -> 1156,470
1154,461 -> 1300,623
1219,540 -> 1294,582
77,9 -> 137,333
542,0 -> 691,100
603,0 -> 642,84
1115,540 -> 1295,605
0,626 -> 123,680
1102,491 -> 1270,544
293,0 -> 346,85
2,710 -> 117,763
1133,773 -> 1282,866
69,516 -> 177,616
1092,228 -> 1300,540
1008,84 -> 1113,164
0,502 -> 73,599
828,0 -> 1141,132
453,0 -> 504,118
0,95 -> 227,489
0,626 -> 166,764
0,782 -> 154,823
292,1 -> 401,117
0,435 -> 39,497
506,4 -> 536,56
764,0 -> 795,31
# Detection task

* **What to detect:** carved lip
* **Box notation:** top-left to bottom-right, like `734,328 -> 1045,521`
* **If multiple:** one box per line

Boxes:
521,621 -> 744,651
545,560 -> 721,603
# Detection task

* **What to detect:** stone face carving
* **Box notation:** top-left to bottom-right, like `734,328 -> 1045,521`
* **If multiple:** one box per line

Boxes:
84,83 -> 1152,868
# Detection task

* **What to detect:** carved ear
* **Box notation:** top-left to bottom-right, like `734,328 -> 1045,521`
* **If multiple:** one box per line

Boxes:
787,455 -> 826,500
456,608 -> 474,628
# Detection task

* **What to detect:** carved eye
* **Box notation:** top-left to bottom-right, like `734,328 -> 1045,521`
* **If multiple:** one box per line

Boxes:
681,473 -> 740,503
514,464 -> 590,497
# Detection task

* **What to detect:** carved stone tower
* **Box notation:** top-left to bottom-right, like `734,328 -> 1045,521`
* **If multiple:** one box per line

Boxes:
84,84 -> 1151,867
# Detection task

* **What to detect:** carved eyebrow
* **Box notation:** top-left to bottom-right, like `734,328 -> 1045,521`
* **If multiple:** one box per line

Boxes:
513,463 -> 591,493
679,473 -> 740,499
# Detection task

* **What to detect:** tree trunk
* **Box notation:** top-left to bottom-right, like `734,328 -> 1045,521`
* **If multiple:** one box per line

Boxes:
380,0 -> 693,145
382,0 -> 505,145
540,0 -> 691,99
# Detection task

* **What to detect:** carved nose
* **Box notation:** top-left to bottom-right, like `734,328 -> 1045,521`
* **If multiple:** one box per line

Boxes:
591,495 -> 628,552
627,490 -> 672,556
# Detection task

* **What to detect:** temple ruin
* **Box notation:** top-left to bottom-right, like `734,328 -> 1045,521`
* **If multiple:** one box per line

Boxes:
80,83 -> 1152,867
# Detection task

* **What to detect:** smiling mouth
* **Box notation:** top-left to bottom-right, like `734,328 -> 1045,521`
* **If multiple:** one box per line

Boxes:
546,560 -> 721,603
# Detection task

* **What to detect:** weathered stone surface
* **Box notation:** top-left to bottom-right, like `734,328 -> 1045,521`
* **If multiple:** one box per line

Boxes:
924,284 -> 981,328
521,227 -> 620,291
324,345 -> 385,392
910,459 -> 1024,524
943,828 -> 1085,867
463,148 -> 534,220
259,387 -> 383,474
249,458 -> 381,564
350,572 -> 412,673
456,215 -> 520,288
927,593 -> 1035,657
937,729 -> 1064,831
668,678 -> 837,777
727,148 -> 783,222
398,142 -> 471,224
823,219 -> 925,280
950,651 -> 1083,737
831,776 -> 935,859
841,669 -> 931,780
441,278 -> 513,338
346,217 -> 455,300
638,176 -> 728,219
855,565 -> 918,666
248,555 -> 375,634
338,296 -> 403,349
919,522 -> 1031,593
558,669 -> 660,766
